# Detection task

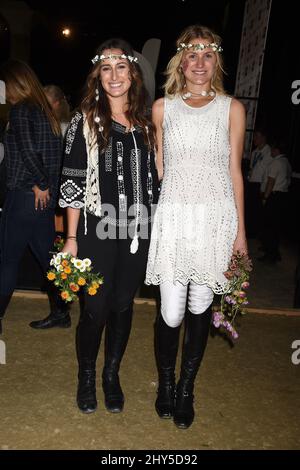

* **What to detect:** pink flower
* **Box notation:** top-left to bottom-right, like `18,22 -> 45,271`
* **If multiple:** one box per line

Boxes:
213,252 -> 252,343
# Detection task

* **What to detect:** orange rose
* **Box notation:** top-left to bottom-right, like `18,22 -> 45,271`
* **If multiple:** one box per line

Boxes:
69,283 -> 79,292
88,287 -> 97,296
61,291 -> 70,300
47,272 -> 56,281
64,267 -> 72,274
78,277 -> 86,286
62,260 -> 69,267
61,273 -> 68,280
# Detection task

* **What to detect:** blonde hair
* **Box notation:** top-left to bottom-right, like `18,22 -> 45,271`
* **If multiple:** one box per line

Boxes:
164,25 -> 226,98
0,60 -> 61,136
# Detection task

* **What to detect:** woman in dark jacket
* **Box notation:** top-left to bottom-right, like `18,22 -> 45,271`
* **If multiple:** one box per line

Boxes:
0,60 -> 69,335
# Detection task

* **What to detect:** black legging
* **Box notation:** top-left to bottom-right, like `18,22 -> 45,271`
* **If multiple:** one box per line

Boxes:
77,212 -> 150,329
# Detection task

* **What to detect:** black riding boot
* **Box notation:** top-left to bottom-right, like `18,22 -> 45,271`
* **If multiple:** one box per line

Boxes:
76,314 -> 104,413
102,304 -> 133,413
154,313 -> 181,419
0,293 -> 13,335
29,284 -> 71,329
174,307 -> 212,429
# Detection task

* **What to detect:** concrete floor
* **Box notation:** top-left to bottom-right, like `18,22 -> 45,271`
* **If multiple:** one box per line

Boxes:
0,297 -> 299,450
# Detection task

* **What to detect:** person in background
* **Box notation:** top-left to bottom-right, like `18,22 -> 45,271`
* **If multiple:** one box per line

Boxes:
44,85 -> 71,138
258,138 -> 292,264
0,60 -> 70,335
145,24 -> 247,429
43,85 -> 72,241
246,129 -> 272,238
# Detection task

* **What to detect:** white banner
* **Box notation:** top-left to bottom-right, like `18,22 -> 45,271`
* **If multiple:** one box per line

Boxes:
234,0 -> 272,157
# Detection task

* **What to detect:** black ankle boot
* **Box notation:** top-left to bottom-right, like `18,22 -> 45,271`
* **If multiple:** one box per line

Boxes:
29,284 -> 71,329
29,312 -> 71,329
102,304 -> 133,413
102,370 -> 124,413
76,314 -> 103,413
174,307 -> 212,429
173,380 -> 195,429
77,363 -> 97,413
155,313 -> 180,419
0,293 -> 13,335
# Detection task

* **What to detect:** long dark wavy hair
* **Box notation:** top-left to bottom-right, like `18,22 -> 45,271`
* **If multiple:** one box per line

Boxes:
82,38 -> 155,152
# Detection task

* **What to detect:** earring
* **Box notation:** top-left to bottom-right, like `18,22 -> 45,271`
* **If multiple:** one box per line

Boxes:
95,87 -> 99,101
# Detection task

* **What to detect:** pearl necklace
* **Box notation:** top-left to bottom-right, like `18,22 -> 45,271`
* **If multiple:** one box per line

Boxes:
182,89 -> 216,100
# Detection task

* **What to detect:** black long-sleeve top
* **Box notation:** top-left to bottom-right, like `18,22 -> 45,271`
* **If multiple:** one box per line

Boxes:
59,112 -> 159,229
4,101 -> 63,208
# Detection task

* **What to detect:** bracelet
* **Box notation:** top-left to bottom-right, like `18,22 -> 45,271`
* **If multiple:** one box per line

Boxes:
66,236 -> 77,240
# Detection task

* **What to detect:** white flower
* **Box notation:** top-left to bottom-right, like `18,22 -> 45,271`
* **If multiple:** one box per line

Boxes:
53,254 -> 62,266
82,258 -> 92,267
74,259 -> 84,270
91,55 -> 99,64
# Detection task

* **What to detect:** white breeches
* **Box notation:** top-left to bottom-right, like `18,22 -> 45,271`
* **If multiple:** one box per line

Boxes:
160,281 -> 214,328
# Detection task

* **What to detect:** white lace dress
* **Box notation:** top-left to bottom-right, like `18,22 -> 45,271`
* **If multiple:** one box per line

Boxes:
145,94 -> 238,293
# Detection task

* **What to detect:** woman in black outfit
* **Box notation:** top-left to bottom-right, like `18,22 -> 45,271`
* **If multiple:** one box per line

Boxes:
59,38 -> 159,414
0,60 -> 69,335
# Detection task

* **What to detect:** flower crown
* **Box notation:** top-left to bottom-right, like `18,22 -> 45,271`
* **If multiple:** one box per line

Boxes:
177,42 -> 223,53
91,53 -> 138,65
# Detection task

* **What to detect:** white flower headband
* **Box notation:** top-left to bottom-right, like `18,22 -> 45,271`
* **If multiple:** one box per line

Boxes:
91,53 -> 138,64
177,42 -> 223,53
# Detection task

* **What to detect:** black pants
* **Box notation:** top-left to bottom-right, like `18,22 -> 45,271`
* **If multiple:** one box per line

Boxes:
261,192 -> 287,259
0,190 -> 56,295
77,213 -> 150,329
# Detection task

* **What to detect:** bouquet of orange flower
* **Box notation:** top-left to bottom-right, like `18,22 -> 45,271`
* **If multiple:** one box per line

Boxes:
47,252 -> 104,302
213,252 -> 253,341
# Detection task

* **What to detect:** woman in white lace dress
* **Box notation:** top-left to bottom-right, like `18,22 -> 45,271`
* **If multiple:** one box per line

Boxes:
146,25 -> 247,429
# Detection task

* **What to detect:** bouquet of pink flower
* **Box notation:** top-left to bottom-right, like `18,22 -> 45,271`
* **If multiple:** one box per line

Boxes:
213,251 -> 253,341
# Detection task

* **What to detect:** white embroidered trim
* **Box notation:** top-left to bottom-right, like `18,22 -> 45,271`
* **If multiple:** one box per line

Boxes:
59,198 -> 84,209
62,167 -> 87,177
82,114 -> 102,234
116,141 -> 127,213
145,271 -> 230,294
65,112 -> 82,155
105,137 -> 113,172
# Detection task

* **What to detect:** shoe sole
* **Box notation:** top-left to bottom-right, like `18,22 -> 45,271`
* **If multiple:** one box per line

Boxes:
105,404 -> 124,413
77,403 -> 97,414
29,323 -> 71,329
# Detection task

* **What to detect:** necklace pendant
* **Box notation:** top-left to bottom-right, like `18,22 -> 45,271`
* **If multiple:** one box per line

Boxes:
182,92 -> 192,100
